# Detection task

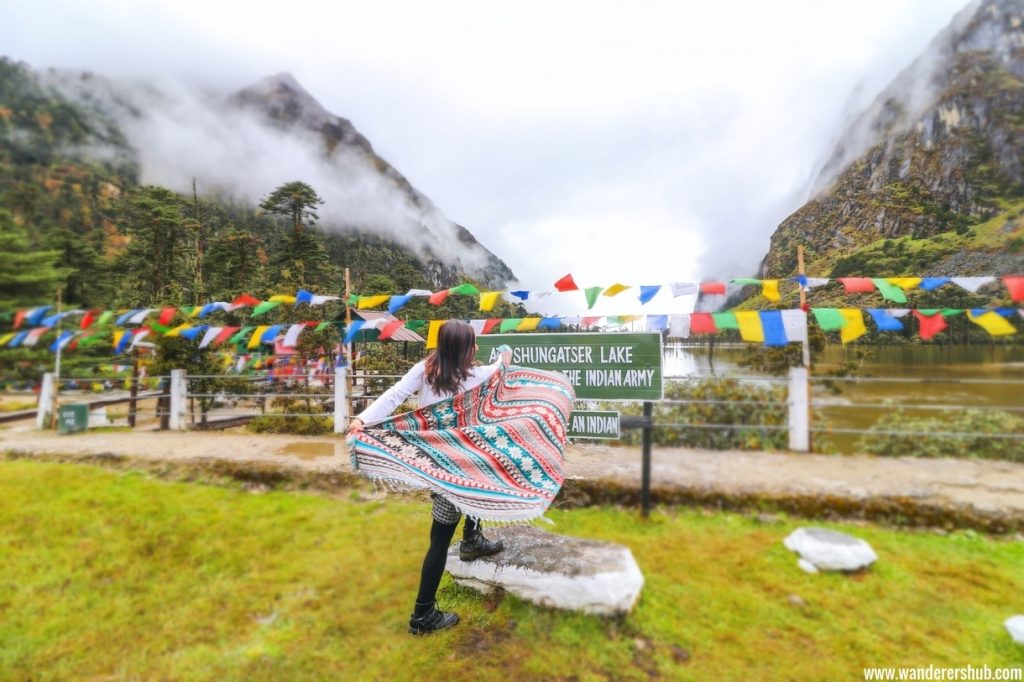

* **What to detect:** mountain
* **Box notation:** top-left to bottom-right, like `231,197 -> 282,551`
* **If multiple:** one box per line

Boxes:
0,57 -> 514,310
759,0 -> 1024,291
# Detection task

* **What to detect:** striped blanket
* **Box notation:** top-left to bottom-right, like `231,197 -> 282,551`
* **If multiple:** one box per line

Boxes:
348,352 -> 575,522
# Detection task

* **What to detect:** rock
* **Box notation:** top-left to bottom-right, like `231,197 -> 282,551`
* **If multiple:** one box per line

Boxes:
446,526 -> 644,616
784,527 -> 878,572
787,594 -> 807,607
1006,615 -> 1024,644
797,558 -> 819,574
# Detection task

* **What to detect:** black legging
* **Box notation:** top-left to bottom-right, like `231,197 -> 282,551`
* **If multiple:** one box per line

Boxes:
414,517 -> 481,613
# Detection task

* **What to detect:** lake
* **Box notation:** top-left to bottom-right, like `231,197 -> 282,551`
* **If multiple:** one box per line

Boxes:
663,342 -> 1024,453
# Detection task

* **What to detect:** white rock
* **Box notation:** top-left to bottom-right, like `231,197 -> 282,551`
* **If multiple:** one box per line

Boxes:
797,558 -> 819,574
1006,615 -> 1024,644
446,526 -> 643,616
784,527 -> 877,572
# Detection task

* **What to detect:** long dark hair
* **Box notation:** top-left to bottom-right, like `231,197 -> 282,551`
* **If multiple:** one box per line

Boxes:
424,320 -> 477,395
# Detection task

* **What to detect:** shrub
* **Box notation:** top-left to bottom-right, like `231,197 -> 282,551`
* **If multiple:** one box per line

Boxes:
856,408 -> 1024,461
612,378 -> 788,450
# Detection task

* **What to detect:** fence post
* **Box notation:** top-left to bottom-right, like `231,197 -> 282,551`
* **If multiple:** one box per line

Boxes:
788,366 -> 809,452
169,369 -> 187,431
334,365 -> 348,434
641,401 -> 654,517
36,372 -> 55,429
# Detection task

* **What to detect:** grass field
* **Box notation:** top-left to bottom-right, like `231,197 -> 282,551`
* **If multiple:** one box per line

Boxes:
1,459 -> 1023,680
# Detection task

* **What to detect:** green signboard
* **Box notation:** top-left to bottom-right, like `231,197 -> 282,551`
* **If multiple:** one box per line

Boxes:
567,410 -> 620,439
57,404 -> 89,434
475,333 -> 663,400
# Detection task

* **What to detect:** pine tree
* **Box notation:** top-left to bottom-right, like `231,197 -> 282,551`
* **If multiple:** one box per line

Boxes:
114,186 -> 195,306
258,181 -> 324,234
0,208 -> 67,309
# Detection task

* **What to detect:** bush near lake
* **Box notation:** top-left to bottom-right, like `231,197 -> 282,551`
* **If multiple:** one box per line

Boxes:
856,408 -> 1024,462
614,378 -> 788,450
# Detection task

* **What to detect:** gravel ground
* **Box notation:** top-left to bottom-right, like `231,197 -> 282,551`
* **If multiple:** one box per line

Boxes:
2,427 -> 1023,518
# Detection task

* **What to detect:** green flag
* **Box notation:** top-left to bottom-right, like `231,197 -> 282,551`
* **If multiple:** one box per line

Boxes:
711,312 -> 739,330
871,278 -> 907,303
812,308 -> 846,331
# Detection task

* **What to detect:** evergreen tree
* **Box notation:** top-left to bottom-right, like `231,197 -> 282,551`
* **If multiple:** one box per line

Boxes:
258,181 -> 323,233
0,208 -> 66,309
114,186 -> 195,306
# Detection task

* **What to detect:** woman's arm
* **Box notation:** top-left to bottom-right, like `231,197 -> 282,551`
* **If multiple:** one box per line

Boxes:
349,362 -> 425,430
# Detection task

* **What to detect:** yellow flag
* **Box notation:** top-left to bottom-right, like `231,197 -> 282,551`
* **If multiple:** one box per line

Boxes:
269,295 -> 297,304
967,310 -> 1016,336
357,295 -> 390,310
188,307 -> 203,318
426,320 -> 446,349
735,311 -> 764,343
479,291 -> 501,312
761,280 -> 781,302
516,318 -> 542,331
0,333 -> 13,346
839,309 -> 867,344
165,324 -> 192,338
602,283 -> 629,297
887,277 -> 922,291
247,325 -> 269,349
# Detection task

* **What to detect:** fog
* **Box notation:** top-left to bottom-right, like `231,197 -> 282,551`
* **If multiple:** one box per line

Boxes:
1,0 -> 973,313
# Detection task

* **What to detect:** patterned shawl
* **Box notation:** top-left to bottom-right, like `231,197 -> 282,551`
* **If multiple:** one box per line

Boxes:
348,352 -> 575,522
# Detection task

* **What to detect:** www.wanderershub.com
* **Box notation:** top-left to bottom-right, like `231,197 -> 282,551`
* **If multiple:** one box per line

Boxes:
863,665 -> 1022,680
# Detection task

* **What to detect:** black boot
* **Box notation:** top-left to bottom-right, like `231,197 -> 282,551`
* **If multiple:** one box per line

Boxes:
460,527 -> 504,561
408,604 -> 460,635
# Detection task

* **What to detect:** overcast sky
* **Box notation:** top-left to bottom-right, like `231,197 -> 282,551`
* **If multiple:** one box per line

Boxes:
2,0 -> 971,312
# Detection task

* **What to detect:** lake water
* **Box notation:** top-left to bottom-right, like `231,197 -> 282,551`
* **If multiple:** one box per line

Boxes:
663,342 -> 1024,452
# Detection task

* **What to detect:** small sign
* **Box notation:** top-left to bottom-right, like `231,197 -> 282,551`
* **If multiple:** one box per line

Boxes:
476,333 -> 663,401
567,410 -> 620,439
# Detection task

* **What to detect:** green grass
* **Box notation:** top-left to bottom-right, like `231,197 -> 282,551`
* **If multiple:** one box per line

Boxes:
1,460 -> 1023,680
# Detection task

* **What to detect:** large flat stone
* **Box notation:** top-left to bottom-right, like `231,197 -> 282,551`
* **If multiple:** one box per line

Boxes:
784,527 -> 878,572
446,526 -> 644,616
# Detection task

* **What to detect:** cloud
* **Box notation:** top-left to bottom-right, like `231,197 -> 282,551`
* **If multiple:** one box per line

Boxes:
39,70 -> 498,277
1,0 -> 973,309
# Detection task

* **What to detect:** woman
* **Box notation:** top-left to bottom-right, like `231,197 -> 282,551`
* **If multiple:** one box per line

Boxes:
348,320 -> 505,635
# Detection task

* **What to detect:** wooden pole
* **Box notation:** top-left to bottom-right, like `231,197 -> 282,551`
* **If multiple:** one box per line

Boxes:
797,245 -> 810,368
128,352 -> 139,428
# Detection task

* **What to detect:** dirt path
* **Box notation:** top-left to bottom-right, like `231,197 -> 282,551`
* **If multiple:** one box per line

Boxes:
3,427 -> 1023,531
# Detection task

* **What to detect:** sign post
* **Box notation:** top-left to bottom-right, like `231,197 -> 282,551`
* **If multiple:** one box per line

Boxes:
475,332 -> 663,401
476,332 -> 663,517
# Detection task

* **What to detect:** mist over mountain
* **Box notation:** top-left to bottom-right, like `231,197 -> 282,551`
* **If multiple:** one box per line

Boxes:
760,0 -> 1024,283
33,64 -> 514,287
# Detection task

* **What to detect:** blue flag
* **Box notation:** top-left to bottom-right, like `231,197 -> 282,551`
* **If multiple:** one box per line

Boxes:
759,311 -> 788,347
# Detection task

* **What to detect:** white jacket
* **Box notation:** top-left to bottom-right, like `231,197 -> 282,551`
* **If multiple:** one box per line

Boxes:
356,360 -> 500,426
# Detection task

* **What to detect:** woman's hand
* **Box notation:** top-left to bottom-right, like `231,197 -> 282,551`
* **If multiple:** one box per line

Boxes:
347,418 -> 365,434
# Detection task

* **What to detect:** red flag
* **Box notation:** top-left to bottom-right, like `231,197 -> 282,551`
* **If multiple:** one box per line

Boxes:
428,290 -> 450,306
913,311 -> 947,341
690,312 -> 717,334
554,274 -> 579,292
1003,275 -> 1024,302
580,317 -> 601,327
80,310 -> 97,329
699,282 -> 726,295
378,320 -> 404,340
13,310 -> 26,329
231,294 -> 260,308
213,326 -> 239,346
158,306 -> 177,325
482,319 -> 501,334
838,277 -> 875,294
